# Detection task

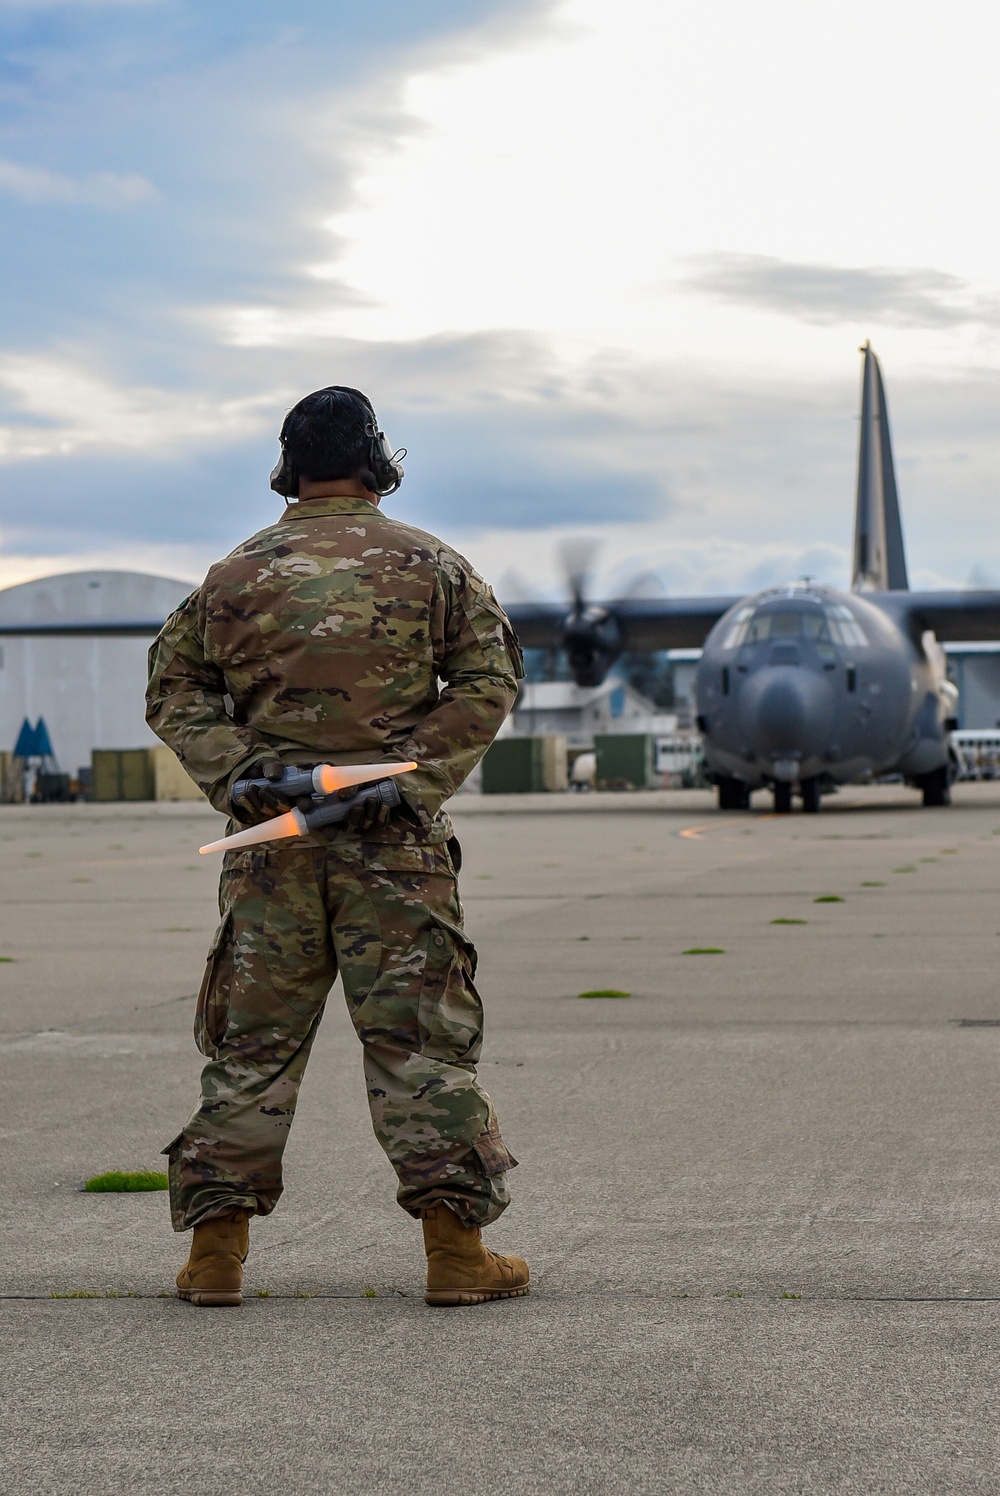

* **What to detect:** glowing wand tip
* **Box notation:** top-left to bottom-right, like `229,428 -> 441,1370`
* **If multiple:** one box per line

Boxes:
199,808 -> 306,856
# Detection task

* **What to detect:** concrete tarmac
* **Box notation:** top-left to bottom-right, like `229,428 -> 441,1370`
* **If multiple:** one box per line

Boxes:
2,784 -> 999,1494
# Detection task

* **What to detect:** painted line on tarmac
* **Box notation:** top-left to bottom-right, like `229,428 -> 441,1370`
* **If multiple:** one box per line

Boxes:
680,815 -> 779,840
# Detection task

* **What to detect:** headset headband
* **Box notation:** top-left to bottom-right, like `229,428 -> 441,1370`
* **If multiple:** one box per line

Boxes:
270,389 -> 405,498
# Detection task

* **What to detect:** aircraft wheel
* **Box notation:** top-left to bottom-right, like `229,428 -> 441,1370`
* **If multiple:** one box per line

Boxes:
773,782 -> 793,814
800,777 -> 821,814
919,766 -> 951,807
717,776 -> 750,810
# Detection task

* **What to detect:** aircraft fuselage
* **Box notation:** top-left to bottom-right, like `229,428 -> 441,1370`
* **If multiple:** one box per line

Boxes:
696,585 -> 954,797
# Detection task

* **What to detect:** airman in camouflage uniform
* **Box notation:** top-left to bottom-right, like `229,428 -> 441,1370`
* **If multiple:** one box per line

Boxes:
146,385 -> 529,1306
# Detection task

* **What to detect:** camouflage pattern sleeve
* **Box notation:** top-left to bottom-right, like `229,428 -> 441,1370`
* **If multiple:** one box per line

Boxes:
145,590 -> 273,814
397,554 -> 524,823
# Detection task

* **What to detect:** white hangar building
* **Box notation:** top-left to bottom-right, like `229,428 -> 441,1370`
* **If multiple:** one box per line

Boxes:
0,570 -> 193,776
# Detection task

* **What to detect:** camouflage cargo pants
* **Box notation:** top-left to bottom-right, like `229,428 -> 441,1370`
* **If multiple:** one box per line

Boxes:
164,835 -> 516,1231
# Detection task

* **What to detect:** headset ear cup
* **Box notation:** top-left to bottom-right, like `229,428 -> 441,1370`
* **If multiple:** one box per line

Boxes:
364,421 -> 403,496
269,450 -> 299,497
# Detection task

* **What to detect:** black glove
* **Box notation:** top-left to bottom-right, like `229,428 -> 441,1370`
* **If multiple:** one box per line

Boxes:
340,783 -> 394,833
230,755 -> 291,821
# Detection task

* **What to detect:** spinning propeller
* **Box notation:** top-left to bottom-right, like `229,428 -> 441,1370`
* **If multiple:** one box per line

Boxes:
557,538 -> 623,688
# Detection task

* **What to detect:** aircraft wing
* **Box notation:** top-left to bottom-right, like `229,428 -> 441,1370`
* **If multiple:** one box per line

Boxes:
504,596 -> 740,652
872,590 -> 1000,642
502,603 -> 566,650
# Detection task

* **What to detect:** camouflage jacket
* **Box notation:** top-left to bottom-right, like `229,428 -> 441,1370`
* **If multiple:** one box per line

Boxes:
145,494 -> 523,837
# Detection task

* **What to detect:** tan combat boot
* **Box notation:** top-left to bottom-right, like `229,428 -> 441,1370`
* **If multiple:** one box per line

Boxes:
421,1204 -> 530,1307
176,1210 -> 250,1307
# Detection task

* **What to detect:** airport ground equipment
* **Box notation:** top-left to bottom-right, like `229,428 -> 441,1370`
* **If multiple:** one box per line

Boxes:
594,734 -> 657,790
0,751 -> 24,803
92,748 -> 157,802
199,760 -> 417,855
481,735 -> 567,793
89,745 -> 208,802
506,344 -> 999,813
951,729 -> 1000,780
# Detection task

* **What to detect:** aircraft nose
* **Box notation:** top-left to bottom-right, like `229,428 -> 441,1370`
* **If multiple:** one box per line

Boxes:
749,666 -> 835,767
756,673 -> 808,754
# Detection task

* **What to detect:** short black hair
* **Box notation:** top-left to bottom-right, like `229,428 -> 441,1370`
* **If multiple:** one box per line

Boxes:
279,386 -> 375,483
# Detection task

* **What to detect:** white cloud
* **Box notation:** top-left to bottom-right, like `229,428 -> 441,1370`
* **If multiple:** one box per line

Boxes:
0,158 -> 157,206
4,0 -> 1000,604
0,355 -> 282,460
250,0 -> 1000,381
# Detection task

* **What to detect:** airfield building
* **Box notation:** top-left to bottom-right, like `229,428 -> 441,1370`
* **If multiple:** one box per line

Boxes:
0,570 -> 192,778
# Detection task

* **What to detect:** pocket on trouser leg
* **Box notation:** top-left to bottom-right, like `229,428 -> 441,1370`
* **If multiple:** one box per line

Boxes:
194,914 -> 234,1059
471,1112 -> 519,1175
417,913 -> 483,1065
390,1121 -> 517,1227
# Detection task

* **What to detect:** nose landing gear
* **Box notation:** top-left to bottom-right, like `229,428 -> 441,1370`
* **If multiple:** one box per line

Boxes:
716,775 -> 824,813
800,777 -> 822,814
771,777 -> 821,814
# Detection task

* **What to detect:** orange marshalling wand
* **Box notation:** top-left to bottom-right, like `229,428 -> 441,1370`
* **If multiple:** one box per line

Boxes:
199,761 -> 417,856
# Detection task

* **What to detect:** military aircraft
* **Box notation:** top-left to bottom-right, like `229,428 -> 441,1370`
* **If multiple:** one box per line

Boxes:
506,344 -> 1000,813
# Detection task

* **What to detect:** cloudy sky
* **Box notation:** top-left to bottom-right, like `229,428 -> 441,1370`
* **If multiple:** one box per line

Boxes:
1,0 -> 999,603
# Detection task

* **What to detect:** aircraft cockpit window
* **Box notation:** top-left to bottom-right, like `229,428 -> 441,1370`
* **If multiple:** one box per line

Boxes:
825,603 -> 868,647
721,605 -> 753,648
738,609 -> 832,644
725,603 -> 868,649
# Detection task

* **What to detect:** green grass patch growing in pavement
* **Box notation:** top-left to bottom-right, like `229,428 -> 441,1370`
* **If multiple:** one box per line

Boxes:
892,866 -> 916,874
50,1290 -> 104,1299
813,895 -> 844,903
682,948 -> 725,956
771,918 -> 807,925
861,881 -> 884,887
84,1170 -> 168,1193
577,988 -> 632,999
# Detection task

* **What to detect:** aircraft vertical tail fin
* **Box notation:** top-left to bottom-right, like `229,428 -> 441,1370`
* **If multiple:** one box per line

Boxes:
852,342 -> 909,591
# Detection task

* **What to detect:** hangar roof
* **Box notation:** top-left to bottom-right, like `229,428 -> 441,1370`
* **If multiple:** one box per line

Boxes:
0,570 -> 192,634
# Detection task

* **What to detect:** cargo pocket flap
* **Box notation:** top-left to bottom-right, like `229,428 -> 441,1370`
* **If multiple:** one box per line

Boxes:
427,911 -> 478,980
195,912 -> 234,1059
471,1118 -> 518,1177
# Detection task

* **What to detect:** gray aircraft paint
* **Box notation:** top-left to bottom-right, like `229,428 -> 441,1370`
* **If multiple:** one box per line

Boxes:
694,346 -> 956,806
507,345 -> 999,811
696,584 -> 954,797
853,341 -> 909,593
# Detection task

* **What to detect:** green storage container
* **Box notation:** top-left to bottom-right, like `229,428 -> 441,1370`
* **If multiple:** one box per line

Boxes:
481,735 -> 567,793
482,737 -> 545,793
594,734 -> 655,790
91,749 -> 156,802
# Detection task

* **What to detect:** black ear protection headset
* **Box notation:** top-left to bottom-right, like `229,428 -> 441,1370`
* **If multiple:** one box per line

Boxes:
270,386 -> 406,499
